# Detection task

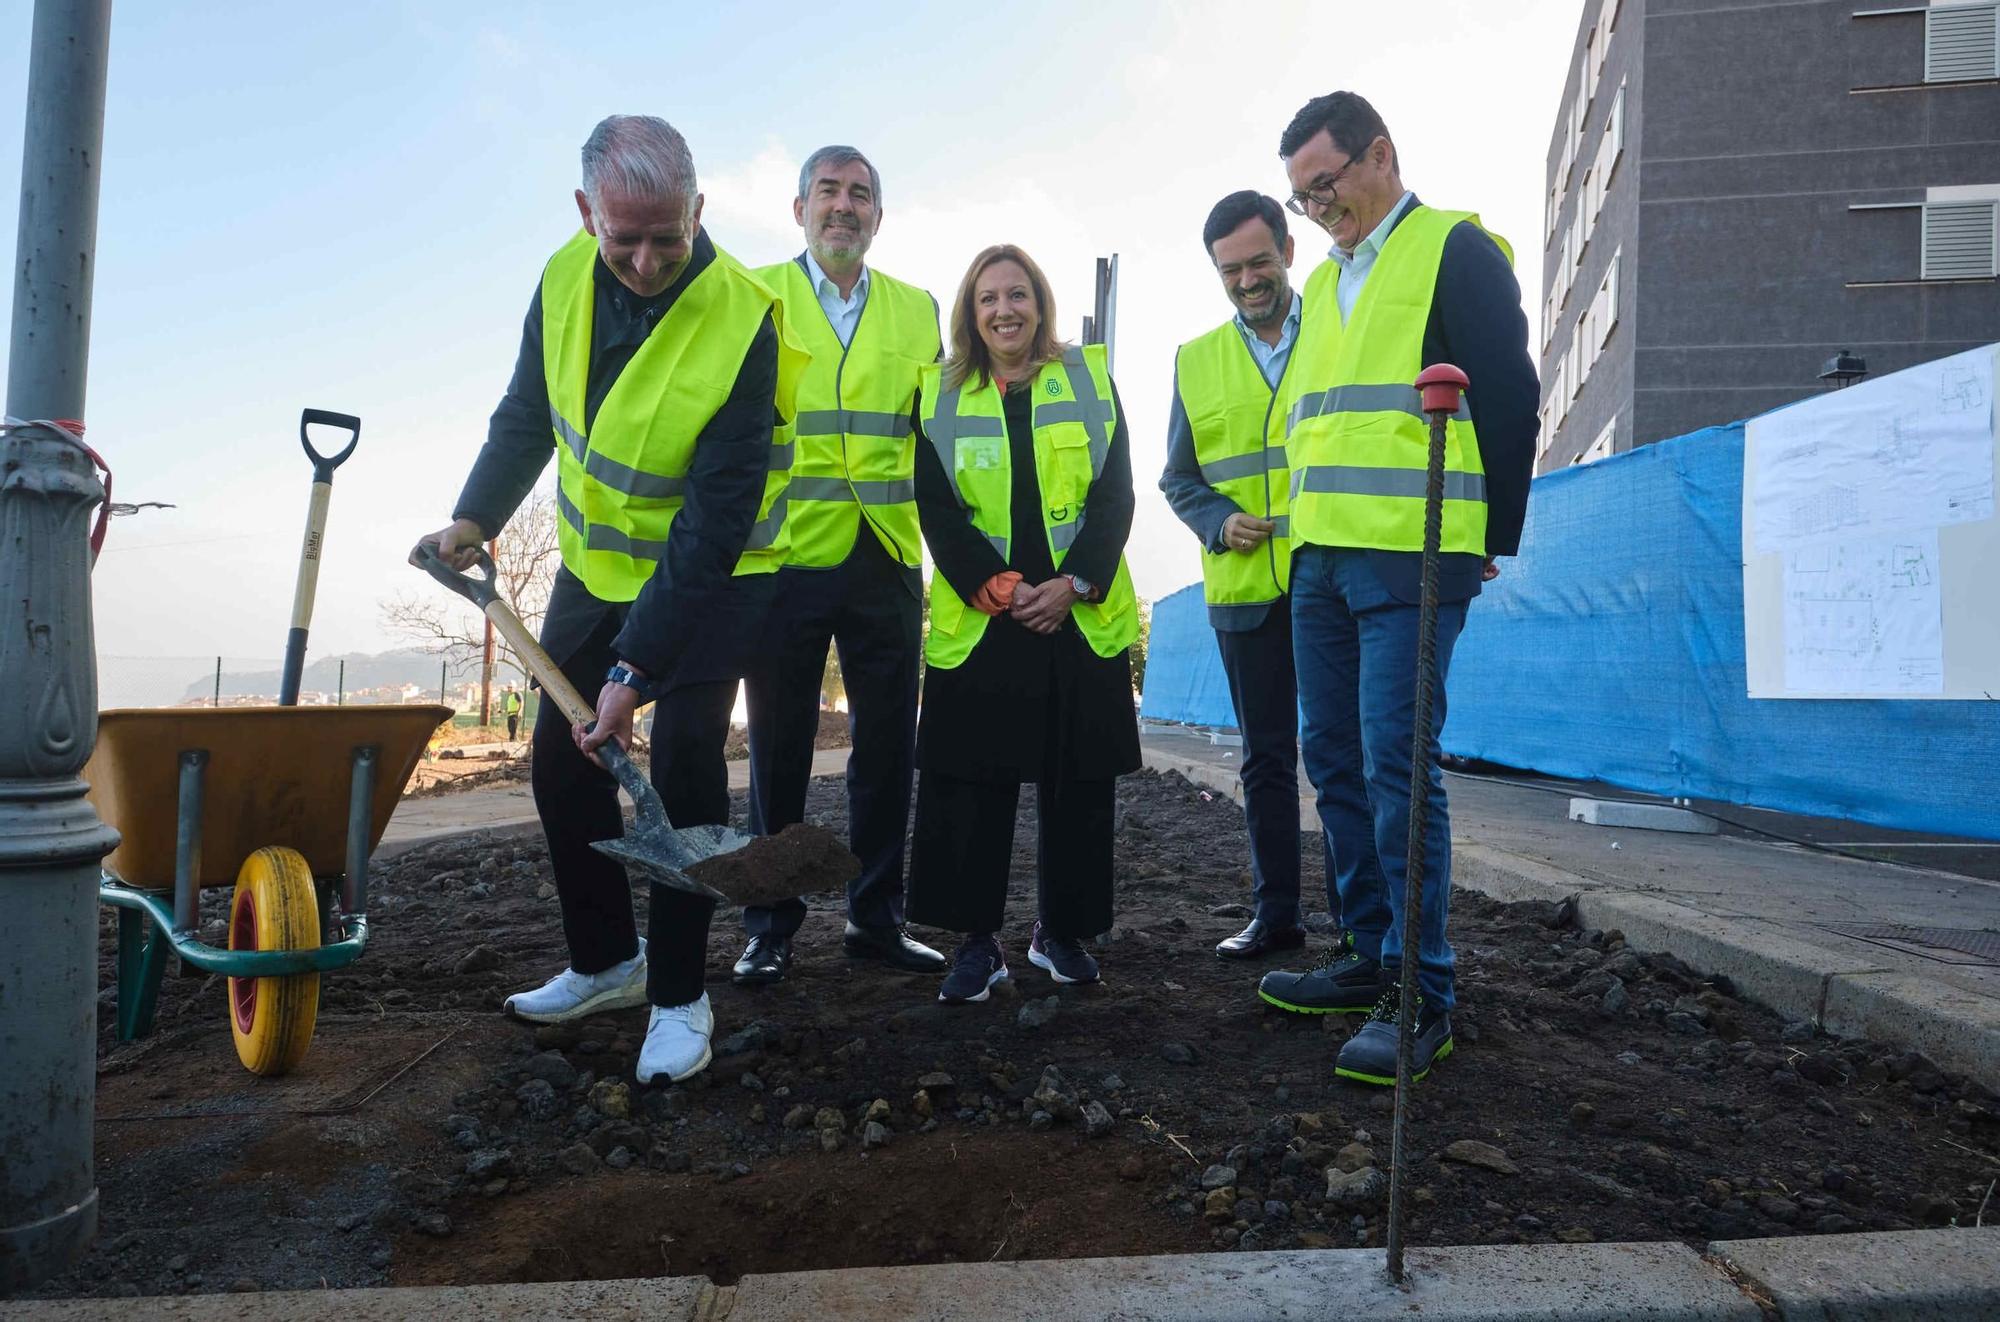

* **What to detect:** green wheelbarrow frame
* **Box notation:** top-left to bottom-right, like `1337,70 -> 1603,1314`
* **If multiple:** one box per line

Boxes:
97,743 -> 375,1041
88,704 -> 451,1043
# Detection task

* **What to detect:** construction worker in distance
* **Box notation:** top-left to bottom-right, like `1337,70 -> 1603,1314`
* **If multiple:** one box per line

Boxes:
503,684 -> 524,741
412,115 -> 804,1087
1259,92 -> 1538,1086
734,146 -> 948,987
1161,190 -> 1326,965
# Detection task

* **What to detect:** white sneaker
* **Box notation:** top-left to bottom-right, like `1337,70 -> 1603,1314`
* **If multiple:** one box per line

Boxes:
502,939 -> 647,1024
636,993 -> 714,1084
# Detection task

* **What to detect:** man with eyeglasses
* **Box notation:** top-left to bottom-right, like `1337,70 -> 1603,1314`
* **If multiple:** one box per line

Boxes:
1256,92 -> 1537,1087
1160,190 -> 1323,962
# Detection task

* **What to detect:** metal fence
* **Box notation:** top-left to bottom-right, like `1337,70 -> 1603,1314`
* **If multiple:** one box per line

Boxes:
95,653 -> 488,713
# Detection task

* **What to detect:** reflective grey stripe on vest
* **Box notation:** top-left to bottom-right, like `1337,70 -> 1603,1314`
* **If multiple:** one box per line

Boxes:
1285,383 -> 1470,437
552,403 -> 688,501
1271,515 -> 1292,538
985,533 -> 1008,557
745,491 -> 786,551
1290,465 -> 1488,503
564,463 -> 783,557
557,482 -> 668,560
787,476 -> 916,505
794,408 -> 913,439
1209,598 -> 1282,629
551,405 -> 587,462
1197,447 -> 1285,486
924,380 -> 1004,509
1054,346 -> 1112,478
768,442 -> 794,472
1049,517 -> 1085,552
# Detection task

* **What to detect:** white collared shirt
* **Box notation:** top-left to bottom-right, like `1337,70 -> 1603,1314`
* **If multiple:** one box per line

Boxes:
803,249 -> 870,347
1233,291 -> 1302,389
1329,190 -> 1417,324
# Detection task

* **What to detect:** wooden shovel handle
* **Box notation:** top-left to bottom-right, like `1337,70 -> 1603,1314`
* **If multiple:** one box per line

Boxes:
481,598 -> 596,726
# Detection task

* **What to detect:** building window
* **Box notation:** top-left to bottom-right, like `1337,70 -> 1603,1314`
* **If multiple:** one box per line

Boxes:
1927,3 -> 1999,84
1586,30 -> 1602,100
1602,81 -> 1625,191
1923,200 -> 1999,279
1601,0 -> 1621,37
1538,403 -> 1555,460
1596,250 -> 1621,348
1576,418 -> 1617,465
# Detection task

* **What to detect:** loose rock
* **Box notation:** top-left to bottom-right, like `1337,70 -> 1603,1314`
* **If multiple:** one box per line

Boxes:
1440,1140 -> 1520,1176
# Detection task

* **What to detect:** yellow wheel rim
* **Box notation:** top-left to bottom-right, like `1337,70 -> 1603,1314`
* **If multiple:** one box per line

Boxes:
226,846 -> 321,1076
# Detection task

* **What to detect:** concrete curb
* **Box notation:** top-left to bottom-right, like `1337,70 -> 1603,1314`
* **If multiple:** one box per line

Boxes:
1143,752 -> 2000,1092
9,1229 -> 1997,1319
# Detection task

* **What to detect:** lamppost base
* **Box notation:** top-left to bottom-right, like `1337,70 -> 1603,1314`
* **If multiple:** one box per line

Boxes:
0,1189 -> 98,1297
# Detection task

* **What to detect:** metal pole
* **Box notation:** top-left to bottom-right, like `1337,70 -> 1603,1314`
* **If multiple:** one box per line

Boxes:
338,657 -> 345,706
439,658 -> 447,707
479,540 -> 496,724
0,0 -> 116,1293
212,655 -> 221,707
1385,364 -> 1468,1284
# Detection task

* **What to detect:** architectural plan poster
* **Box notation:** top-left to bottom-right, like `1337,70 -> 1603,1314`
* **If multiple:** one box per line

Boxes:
1744,345 -> 2000,700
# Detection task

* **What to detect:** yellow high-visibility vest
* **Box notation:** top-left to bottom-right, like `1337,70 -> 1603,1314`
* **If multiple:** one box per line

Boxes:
542,229 -> 806,600
755,259 -> 940,568
1282,205 -> 1512,555
1174,319 -> 1296,616
918,344 -> 1137,669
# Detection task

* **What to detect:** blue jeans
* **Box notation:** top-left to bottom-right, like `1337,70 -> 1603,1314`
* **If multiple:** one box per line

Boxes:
1291,545 -> 1465,1011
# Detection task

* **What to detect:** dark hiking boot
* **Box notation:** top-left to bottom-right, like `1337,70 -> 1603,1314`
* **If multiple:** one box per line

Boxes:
1256,931 -> 1384,1014
1334,985 -> 1455,1086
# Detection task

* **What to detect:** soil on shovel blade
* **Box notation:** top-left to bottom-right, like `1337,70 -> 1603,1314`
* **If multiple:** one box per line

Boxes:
37,770 -> 2000,1303
683,823 -> 859,908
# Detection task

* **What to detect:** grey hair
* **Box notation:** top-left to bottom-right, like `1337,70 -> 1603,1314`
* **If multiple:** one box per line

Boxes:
797,145 -> 881,207
580,115 -> 698,208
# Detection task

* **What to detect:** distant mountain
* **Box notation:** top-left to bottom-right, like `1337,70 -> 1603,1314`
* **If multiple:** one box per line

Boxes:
183,649 -> 469,702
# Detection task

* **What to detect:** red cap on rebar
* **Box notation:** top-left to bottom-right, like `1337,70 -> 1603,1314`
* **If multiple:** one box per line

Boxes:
1415,363 -> 1469,416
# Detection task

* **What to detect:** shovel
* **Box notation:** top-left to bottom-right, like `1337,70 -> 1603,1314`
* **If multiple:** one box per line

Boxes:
280,409 -> 361,705
411,545 -> 768,903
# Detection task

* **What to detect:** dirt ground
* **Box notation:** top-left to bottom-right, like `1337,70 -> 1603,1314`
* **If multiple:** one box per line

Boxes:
37,770 -> 2000,1302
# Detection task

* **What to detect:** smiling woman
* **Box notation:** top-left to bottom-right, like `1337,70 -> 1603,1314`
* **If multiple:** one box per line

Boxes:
906,243 -> 1141,1005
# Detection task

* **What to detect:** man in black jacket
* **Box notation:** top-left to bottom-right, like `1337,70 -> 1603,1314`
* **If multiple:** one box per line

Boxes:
1255,92 -> 1538,1087
412,115 -> 782,1086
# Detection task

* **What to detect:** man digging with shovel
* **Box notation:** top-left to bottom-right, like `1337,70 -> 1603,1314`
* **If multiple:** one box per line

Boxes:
412,115 -> 804,1085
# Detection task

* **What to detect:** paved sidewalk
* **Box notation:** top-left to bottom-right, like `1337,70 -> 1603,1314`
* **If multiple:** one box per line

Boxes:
1141,726 -> 2000,1089
9,1228 -> 1995,1319
377,748 -> 851,861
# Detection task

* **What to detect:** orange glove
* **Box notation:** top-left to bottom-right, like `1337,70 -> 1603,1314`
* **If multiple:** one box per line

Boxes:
971,570 -> 1023,616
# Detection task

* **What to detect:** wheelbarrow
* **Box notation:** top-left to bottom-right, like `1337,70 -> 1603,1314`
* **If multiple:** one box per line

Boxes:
89,704 -> 451,1076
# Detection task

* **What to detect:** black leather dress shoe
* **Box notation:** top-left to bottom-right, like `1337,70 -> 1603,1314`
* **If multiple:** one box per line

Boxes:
732,934 -> 792,985
843,922 -> 947,972
1215,919 -> 1308,960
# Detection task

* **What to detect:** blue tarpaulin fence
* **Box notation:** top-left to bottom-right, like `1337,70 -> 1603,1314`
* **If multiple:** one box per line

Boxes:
1139,422 -> 1999,840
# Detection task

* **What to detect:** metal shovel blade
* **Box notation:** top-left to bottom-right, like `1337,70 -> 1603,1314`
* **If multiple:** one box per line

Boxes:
591,823 -> 754,905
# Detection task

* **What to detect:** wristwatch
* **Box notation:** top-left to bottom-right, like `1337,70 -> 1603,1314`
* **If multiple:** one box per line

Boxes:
1067,573 -> 1096,599
604,662 -> 652,697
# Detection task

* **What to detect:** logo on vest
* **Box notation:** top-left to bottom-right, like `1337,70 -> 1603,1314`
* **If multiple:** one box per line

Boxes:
1045,377 -> 1062,397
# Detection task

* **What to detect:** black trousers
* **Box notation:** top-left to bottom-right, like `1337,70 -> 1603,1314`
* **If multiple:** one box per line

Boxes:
1215,594 -> 1328,927
743,531 -> 921,938
506,713 -> 520,740
906,774 -> 1115,939
530,610 -> 732,1008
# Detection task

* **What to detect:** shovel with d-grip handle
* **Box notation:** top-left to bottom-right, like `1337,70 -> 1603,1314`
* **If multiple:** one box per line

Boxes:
411,545 -> 752,903
1383,362 -> 1470,1285
279,409 -> 361,706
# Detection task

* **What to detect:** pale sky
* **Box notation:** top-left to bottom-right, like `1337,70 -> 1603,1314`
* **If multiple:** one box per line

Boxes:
2,0 -> 1578,665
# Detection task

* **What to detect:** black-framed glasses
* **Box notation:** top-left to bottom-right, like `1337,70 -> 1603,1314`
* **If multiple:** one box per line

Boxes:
1285,154 -> 1358,215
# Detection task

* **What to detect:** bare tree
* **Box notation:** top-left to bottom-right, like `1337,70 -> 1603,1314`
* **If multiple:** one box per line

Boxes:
383,487 -> 559,688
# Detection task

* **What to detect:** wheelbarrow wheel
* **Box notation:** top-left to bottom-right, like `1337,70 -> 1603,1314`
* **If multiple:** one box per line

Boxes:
227,846 -> 321,1076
